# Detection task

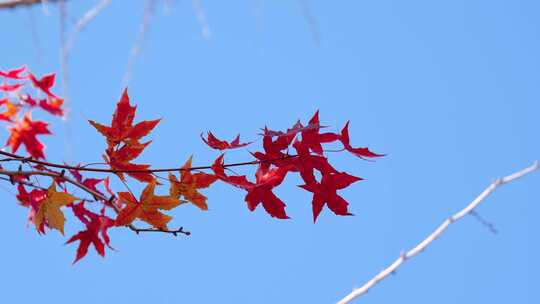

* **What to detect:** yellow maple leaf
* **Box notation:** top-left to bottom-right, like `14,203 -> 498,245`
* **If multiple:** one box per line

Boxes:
168,156 -> 217,210
34,182 -> 79,235
115,179 -> 182,229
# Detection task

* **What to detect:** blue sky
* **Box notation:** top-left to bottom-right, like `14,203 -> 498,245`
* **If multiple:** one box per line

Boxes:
0,1 -> 539,303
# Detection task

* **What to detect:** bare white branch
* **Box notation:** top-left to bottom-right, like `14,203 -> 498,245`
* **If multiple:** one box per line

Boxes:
192,0 -> 210,39
122,0 -> 156,87
337,160 -> 539,304
64,0 -> 112,55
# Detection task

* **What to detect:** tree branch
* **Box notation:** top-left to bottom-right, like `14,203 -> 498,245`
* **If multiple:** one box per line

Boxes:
0,167 -> 191,236
0,0 -> 58,9
337,160 -> 540,304
0,150 -> 299,173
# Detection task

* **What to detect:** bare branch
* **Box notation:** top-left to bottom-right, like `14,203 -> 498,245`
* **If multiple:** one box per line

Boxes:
337,161 -> 540,304
0,0 -> 58,9
192,0 -> 210,39
298,0 -> 320,45
64,0 -> 112,55
122,0 -> 156,87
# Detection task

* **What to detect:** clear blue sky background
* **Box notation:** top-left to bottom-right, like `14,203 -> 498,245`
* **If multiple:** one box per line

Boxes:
1,1 -> 539,303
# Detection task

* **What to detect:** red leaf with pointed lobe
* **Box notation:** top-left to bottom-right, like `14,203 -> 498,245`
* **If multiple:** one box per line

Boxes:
39,97 -> 64,116
19,94 -> 37,106
28,73 -> 57,98
68,167 -> 105,197
67,203 -> 114,264
300,171 -> 362,222
88,88 -> 160,146
211,155 -> 289,218
88,89 -> 159,182
201,132 -> 252,150
6,113 -> 51,159
340,121 -> 384,159
0,66 -> 27,79
300,110 -> 340,155
291,139 -> 337,185
16,184 -> 47,233
104,143 -> 154,183
0,82 -> 23,92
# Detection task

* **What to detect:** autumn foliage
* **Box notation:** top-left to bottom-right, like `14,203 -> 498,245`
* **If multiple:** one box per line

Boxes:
0,66 -> 383,263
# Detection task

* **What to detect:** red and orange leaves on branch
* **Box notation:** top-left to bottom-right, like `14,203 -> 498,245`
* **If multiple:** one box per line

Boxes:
89,89 -> 159,182
0,66 -> 65,159
4,64 -> 383,263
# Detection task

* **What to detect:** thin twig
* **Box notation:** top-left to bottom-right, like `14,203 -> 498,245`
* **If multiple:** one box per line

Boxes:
0,150 -> 298,173
469,210 -> 498,234
298,0 -> 320,45
337,161 -> 540,304
0,176 -> 47,190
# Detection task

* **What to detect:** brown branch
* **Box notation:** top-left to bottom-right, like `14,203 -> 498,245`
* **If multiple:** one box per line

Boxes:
0,150 -> 299,174
337,160 -> 540,304
0,0 -> 59,9
0,167 -> 191,236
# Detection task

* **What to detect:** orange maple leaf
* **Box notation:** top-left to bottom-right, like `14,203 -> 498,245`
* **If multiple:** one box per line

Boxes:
0,98 -> 19,122
168,156 -> 217,210
89,89 -> 159,182
34,182 -> 79,235
115,180 -> 182,229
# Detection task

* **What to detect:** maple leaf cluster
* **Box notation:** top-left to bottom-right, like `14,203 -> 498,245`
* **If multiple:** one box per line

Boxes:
209,111 -> 383,221
1,66 -> 383,264
0,66 -> 65,159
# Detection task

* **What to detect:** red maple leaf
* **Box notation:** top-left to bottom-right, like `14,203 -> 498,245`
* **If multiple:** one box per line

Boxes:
104,141 -> 154,182
0,82 -> 23,92
300,110 -> 340,155
299,171 -> 362,222
28,73 -> 58,98
6,113 -> 52,159
261,119 -> 320,138
339,121 -> 384,159
68,167 -> 105,197
16,184 -> 47,233
201,132 -> 252,150
290,138 -> 337,185
39,97 -> 64,116
212,155 -> 289,219
89,89 -> 159,182
0,66 -> 27,79
88,88 -> 160,146
66,203 -> 114,264
19,94 -> 37,106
